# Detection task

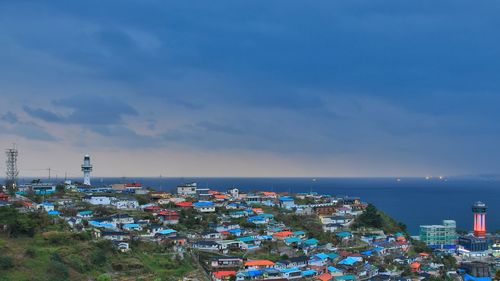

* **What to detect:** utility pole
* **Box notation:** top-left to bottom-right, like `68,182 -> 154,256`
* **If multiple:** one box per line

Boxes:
5,144 -> 19,190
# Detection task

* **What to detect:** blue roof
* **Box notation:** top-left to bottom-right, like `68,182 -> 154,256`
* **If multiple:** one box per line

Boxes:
304,238 -> 319,245
229,228 -> 241,234
89,221 -> 114,228
78,210 -> 93,215
335,275 -> 356,280
284,237 -> 302,244
336,231 -> 352,237
328,266 -> 341,272
279,197 -> 294,202
294,230 -> 306,236
237,236 -> 255,242
193,201 -> 214,207
48,210 -> 60,215
280,268 -> 300,273
314,253 -> 329,260
123,223 -> 140,229
361,250 -> 373,256
338,257 -> 362,265
326,252 -> 338,259
42,201 -> 53,206
158,229 -> 177,235
246,270 -> 263,277
302,269 -> 317,276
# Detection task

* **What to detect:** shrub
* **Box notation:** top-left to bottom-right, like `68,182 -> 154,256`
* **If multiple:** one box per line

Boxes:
66,254 -> 90,273
47,260 -> 69,281
0,256 -> 14,270
25,247 -> 37,258
96,273 -> 112,281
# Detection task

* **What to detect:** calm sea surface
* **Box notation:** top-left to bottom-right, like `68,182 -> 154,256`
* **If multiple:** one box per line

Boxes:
16,177 -> 500,235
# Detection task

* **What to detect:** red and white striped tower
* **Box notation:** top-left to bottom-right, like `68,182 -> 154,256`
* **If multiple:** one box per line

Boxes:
472,201 -> 487,238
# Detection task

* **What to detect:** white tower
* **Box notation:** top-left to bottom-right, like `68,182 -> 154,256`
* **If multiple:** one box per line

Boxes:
5,144 -> 19,189
81,155 -> 93,186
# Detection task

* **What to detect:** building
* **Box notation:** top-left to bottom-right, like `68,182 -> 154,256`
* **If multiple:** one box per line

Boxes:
81,154 -> 93,186
84,195 -> 114,205
458,202 -> 489,257
460,262 -> 492,281
472,202 -> 487,238
177,183 -> 197,196
419,220 -> 457,249
18,182 -> 56,195
193,201 -> 216,213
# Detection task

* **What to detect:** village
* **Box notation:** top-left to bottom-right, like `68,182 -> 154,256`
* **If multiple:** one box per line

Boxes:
0,179 -> 470,281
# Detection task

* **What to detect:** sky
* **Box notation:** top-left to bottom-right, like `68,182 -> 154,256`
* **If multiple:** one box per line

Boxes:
1,0 -> 500,178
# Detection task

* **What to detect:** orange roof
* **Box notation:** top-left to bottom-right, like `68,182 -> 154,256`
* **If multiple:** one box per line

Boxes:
215,195 -> 227,199
410,262 -> 421,269
252,208 -> 263,212
419,252 -> 429,256
316,273 -> 332,281
212,271 -> 236,278
273,231 -> 294,237
175,202 -> 193,207
208,190 -> 221,195
397,236 -> 406,242
244,260 -> 275,267
262,191 -> 277,196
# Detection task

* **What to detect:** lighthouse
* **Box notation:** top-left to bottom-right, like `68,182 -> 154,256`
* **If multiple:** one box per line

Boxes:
472,201 -> 487,238
81,155 -> 93,186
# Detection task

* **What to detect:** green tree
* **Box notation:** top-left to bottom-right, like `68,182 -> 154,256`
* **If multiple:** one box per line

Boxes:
353,204 -> 383,229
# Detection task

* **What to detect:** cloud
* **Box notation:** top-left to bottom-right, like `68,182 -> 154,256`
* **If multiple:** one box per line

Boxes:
0,111 -> 19,124
0,122 -> 57,141
23,106 -> 63,122
24,95 -> 138,125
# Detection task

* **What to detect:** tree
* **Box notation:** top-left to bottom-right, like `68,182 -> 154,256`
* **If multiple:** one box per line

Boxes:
353,204 -> 383,229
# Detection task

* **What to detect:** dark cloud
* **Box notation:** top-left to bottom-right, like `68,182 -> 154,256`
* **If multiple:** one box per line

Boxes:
24,96 -> 138,125
0,112 -> 19,124
23,106 -> 63,122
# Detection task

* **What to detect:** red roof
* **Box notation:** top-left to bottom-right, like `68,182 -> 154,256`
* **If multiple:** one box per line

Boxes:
273,231 -> 294,237
144,205 -> 161,211
316,273 -> 332,281
245,260 -> 275,267
125,183 -> 142,187
158,210 -> 179,216
212,271 -> 236,278
176,202 -> 193,207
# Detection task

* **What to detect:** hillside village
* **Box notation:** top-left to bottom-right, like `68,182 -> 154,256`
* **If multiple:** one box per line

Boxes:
0,181 -> 493,280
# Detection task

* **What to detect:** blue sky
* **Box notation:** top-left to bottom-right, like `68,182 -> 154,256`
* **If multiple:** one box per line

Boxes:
1,0 -> 500,177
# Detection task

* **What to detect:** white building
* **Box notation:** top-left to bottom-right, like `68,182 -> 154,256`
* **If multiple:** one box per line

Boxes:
84,195 -> 114,205
177,183 -> 197,196
112,198 -> 139,209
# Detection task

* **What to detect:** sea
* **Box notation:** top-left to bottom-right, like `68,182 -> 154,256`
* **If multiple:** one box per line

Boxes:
13,177 -> 500,235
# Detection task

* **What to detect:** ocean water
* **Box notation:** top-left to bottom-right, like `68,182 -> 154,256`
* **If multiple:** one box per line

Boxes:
14,177 -> 500,235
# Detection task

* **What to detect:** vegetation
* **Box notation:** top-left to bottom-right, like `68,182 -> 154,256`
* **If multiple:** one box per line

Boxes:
0,206 -> 197,281
352,204 -> 407,234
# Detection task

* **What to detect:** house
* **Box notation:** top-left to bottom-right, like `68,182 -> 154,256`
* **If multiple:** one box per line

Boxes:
279,197 -> 296,210
48,210 -> 60,216
84,195 -> 114,205
275,256 -> 308,269
112,198 -> 139,209
95,229 -> 130,241
114,241 -> 130,252
208,256 -> 244,270
110,213 -> 135,224
177,182 -> 197,196
193,201 -> 216,213
39,202 -> 55,212
192,240 -> 220,251
147,224 -> 164,235
273,231 -> 294,240
202,230 -> 223,240
0,193 -> 9,201
212,271 -> 236,281
323,223 -> 343,232
77,210 -> 93,219
280,268 -> 302,279
244,260 -> 275,269
158,210 -> 179,225
122,223 -> 142,231
156,229 -> 177,238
